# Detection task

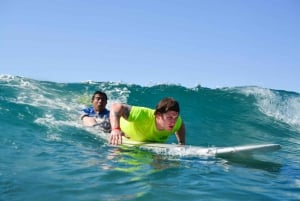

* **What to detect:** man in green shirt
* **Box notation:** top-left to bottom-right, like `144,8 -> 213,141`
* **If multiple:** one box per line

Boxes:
109,97 -> 186,145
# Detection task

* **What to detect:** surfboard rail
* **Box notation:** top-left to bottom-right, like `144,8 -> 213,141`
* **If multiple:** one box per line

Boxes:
121,141 -> 281,157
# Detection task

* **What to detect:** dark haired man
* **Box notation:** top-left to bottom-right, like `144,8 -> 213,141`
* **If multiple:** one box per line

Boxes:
109,97 -> 185,145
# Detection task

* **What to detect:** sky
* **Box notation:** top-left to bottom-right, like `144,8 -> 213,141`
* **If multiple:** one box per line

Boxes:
1,0 -> 300,92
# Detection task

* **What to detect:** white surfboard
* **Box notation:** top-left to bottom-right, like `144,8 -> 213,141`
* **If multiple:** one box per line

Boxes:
121,140 -> 281,157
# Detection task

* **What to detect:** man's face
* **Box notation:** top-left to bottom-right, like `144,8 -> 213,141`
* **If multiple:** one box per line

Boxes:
92,94 -> 107,111
160,111 -> 179,131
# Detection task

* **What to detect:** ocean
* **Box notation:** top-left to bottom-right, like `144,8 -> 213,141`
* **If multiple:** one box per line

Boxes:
1,75 -> 299,201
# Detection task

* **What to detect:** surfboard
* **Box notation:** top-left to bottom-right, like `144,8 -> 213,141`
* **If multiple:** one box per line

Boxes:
121,140 -> 281,157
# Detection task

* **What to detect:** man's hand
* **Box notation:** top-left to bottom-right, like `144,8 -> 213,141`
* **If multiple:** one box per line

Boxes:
109,129 -> 123,145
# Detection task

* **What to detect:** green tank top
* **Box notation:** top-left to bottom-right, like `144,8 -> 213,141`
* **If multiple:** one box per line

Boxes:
120,106 -> 182,142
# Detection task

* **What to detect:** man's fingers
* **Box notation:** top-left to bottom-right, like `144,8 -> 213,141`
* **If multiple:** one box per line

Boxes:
109,133 -> 122,145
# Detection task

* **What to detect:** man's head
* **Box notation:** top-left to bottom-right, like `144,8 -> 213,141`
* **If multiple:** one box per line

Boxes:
92,91 -> 108,112
155,97 -> 180,131
92,91 -> 108,101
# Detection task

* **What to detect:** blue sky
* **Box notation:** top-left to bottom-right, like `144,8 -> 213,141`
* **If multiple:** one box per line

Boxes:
1,0 -> 300,92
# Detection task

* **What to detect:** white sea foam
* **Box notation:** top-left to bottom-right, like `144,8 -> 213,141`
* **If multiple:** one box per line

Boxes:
240,86 -> 300,131
34,113 -> 81,128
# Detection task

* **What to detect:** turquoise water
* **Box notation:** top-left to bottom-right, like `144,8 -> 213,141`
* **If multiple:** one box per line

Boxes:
1,75 -> 299,201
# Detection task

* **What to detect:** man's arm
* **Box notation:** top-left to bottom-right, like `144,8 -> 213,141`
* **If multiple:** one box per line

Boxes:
80,108 -> 96,126
175,121 -> 186,145
81,116 -> 97,126
109,103 -> 131,145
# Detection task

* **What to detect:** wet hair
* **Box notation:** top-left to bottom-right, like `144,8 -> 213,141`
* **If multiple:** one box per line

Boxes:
154,97 -> 180,115
92,91 -> 108,101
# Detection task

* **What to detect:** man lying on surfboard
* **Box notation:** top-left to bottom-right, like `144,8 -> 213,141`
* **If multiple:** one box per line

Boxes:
109,97 -> 186,145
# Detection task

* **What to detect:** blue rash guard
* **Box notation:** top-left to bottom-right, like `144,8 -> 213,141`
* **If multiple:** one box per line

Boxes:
81,107 -> 111,132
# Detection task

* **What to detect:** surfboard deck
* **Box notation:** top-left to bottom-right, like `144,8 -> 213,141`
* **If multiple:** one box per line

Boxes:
121,140 -> 281,157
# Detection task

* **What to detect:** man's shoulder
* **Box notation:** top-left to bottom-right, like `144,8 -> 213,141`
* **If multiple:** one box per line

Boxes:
129,106 -> 154,120
100,108 -> 110,115
131,106 -> 153,112
83,106 -> 95,113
